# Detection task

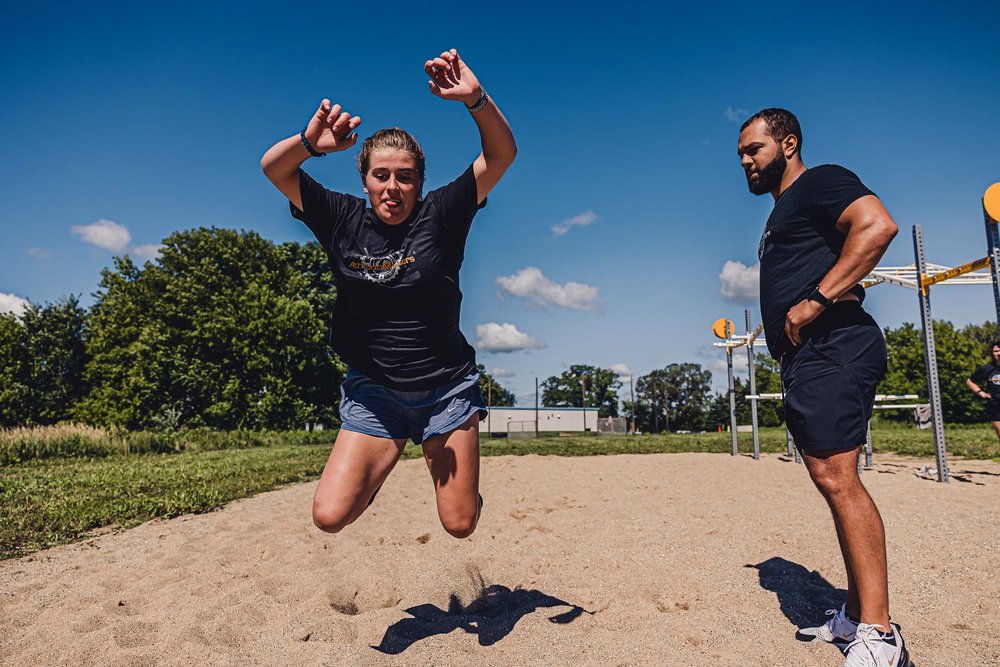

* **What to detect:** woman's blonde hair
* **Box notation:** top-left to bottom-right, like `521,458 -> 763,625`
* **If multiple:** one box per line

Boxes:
357,127 -> 426,190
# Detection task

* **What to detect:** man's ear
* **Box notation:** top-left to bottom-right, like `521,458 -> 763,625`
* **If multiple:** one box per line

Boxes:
783,134 -> 798,159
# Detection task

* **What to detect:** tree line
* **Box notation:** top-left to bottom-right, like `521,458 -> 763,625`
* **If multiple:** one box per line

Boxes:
2,226 -> 997,431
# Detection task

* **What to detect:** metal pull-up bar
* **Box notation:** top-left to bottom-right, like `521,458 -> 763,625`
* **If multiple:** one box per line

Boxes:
920,256 -> 990,293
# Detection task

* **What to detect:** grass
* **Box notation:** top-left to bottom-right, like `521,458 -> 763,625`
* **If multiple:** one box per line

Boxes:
2,424 -> 998,559
505,425 -> 1000,460
0,424 -> 335,465
0,445 -> 334,559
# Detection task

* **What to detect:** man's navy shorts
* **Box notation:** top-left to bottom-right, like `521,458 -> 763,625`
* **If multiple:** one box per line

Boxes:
780,302 -> 887,453
339,369 -> 487,445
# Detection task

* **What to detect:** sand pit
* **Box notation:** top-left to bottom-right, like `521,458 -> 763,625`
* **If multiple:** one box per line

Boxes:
2,452 -> 998,666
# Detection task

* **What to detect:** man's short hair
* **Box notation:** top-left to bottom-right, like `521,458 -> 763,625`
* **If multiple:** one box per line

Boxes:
741,108 -> 803,156
990,340 -> 1000,352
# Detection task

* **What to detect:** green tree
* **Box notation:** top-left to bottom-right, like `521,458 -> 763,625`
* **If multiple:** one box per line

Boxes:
961,320 -> 999,357
739,353 -> 784,427
75,228 -> 343,430
0,313 -> 31,426
705,377 -> 749,432
541,364 -> 620,417
477,364 -> 515,406
635,363 -> 712,432
21,297 -> 89,424
880,320 -> 983,423
0,298 -> 89,426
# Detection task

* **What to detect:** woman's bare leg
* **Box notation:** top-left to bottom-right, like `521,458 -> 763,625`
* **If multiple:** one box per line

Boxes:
421,414 -> 481,538
311,429 -> 408,533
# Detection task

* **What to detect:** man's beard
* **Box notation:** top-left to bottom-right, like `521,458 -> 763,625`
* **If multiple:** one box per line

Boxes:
746,152 -> 787,195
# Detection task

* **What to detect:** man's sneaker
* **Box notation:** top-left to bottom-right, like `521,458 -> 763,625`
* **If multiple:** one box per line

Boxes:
841,623 -> 913,667
797,605 -> 859,644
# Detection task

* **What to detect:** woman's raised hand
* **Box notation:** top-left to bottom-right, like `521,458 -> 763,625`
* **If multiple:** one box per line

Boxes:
305,100 -> 362,154
424,49 -> 483,106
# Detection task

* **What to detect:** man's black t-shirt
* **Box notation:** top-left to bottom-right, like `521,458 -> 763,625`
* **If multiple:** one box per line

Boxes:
758,164 -> 876,359
291,165 -> 484,391
970,362 -> 1000,400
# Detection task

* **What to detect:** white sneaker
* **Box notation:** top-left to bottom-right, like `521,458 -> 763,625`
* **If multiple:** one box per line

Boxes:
798,605 -> 858,644
841,623 -> 912,667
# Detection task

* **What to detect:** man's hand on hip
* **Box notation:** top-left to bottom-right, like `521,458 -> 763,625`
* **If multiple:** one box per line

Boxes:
785,299 -> 825,347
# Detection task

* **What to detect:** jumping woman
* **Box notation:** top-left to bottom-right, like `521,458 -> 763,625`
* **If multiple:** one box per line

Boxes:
261,49 -> 516,538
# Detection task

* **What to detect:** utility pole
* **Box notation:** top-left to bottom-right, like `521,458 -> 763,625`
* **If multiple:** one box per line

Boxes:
663,383 -> 669,433
534,377 -> 539,436
580,376 -> 587,434
652,381 -> 659,432
629,374 -> 636,434
487,376 -> 492,439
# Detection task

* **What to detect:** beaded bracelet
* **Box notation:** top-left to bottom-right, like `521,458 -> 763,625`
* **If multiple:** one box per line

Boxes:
300,130 -> 325,158
466,91 -> 489,114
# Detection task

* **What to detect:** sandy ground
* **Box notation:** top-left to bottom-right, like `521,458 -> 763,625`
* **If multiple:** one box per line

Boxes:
2,451 -> 999,667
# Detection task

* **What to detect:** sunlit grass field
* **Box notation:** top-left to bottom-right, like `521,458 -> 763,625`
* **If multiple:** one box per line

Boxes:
2,424 -> 996,559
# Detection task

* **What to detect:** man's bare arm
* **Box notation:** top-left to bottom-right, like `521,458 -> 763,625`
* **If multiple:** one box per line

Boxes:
785,195 -> 898,346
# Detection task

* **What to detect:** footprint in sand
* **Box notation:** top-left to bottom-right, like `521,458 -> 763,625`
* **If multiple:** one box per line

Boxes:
328,589 -> 360,615
299,619 -> 359,643
112,620 -> 159,648
328,588 -> 402,615
70,615 -> 107,634
653,597 -> 691,613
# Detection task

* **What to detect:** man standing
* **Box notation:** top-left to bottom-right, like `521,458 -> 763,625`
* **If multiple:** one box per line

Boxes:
966,341 -> 1000,441
738,109 -> 911,667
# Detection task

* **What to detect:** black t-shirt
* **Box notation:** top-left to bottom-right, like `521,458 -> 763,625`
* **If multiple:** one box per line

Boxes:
291,165 -> 484,390
971,362 -> 1000,400
758,164 -> 876,359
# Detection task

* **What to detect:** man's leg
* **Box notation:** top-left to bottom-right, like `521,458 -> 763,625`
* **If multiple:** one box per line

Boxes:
991,420 -> 1000,442
832,518 -> 861,621
801,445 -> 890,629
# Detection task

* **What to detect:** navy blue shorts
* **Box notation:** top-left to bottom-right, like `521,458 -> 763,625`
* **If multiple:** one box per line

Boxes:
339,370 -> 488,445
780,303 -> 887,453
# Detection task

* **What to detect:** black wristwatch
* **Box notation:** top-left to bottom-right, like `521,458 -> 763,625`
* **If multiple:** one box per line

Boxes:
807,287 -> 832,308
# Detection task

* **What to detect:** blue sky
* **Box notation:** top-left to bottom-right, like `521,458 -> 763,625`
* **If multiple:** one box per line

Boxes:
3,1 -> 999,402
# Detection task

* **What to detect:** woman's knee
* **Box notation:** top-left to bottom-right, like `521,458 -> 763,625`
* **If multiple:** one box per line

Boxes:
441,514 -> 479,539
312,502 -> 358,534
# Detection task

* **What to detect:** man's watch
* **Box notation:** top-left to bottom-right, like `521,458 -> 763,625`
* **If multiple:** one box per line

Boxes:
807,287 -> 832,308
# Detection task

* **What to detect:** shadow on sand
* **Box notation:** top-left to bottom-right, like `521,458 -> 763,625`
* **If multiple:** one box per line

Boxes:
746,556 -> 845,630
372,584 -> 591,654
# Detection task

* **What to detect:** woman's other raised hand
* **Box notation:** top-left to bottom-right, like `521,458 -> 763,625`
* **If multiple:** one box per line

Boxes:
305,100 -> 362,154
424,49 -> 483,106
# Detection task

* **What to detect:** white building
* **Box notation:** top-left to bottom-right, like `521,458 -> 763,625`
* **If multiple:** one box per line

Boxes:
482,406 -> 600,435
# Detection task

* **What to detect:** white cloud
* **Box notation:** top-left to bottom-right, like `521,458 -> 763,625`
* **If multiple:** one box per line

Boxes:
719,260 -> 760,303
724,106 -> 749,123
491,367 -> 515,378
71,219 -> 131,251
27,247 -> 50,259
710,355 -> 749,376
608,362 -> 632,380
130,243 -> 163,261
496,267 -> 602,311
0,293 -> 30,317
475,322 -> 545,353
551,210 -> 597,237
